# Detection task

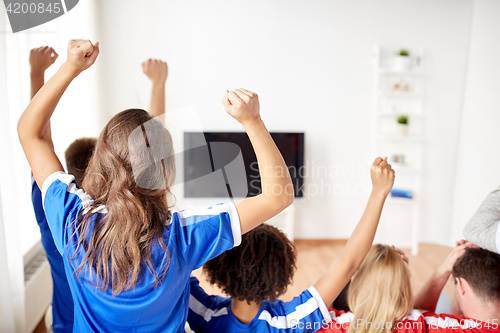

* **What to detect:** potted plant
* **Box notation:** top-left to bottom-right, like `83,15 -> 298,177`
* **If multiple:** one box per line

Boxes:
397,115 -> 409,135
393,49 -> 411,71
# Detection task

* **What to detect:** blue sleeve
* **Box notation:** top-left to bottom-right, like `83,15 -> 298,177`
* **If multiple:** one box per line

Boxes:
31,179 -> 46,226
263,286 -> 332,332
188,276 -> 231,332
172,203 -> 241,270
41,171 -> 92,254
32,178 -> 61,258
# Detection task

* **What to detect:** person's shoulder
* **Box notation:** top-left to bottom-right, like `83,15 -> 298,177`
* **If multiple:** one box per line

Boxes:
169,203 -> 241,245
328,308 -> 354,323
188,291 -> 232,328
314,309 -> 353,332
43,171 -> 75,190
421,311 -> 471,321
258,290 -> 331,329
394,310 -> 426,331
42,171 -> 93,204
170,203 -> 237,222
283,286 -> 331,319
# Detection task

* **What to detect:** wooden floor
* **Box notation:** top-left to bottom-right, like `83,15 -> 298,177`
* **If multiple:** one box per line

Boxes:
33,240 -> 454,332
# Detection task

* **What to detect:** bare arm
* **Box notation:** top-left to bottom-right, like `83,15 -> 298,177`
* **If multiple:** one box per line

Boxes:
222,89 -> 294,234
314,157 -> 394,306
18,40 -> 99,187
142,59 -> 168,119
414,241 -> 472,311
30,46 -> 58,149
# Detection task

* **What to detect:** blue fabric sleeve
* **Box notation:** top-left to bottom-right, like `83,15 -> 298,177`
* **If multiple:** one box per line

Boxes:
188,276 -> 231,332
262,286 -> 332,332
31,179 -> 46,226
172,203 -> 241,270
41,171 -> 91,254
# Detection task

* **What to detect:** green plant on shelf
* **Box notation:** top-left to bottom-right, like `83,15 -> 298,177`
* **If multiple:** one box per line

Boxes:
397,115 -> 409,124
398,49 -> 410,56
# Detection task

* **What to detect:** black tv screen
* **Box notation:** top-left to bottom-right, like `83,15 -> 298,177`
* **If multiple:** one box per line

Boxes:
183,132 -> 304,198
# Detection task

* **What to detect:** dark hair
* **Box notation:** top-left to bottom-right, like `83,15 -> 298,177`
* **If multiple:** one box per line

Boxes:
65,137 -> 97,187
73,109 -> 176,295
452,247 -> 500,304
203,224 -> 296,304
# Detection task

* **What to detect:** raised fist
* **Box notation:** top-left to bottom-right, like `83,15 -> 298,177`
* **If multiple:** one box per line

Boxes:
222,89 -> 260,125
142,59 -> 168,84
370,157 -> 395,197
30,46 -> 58,75
66,39 -> 99,74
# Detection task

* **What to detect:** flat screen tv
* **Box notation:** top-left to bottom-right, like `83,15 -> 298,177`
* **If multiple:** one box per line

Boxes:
183,132 -> 304,198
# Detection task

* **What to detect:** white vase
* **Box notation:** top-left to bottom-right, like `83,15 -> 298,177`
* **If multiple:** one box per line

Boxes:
393,56 -> 412,71
397,123 -> 409,136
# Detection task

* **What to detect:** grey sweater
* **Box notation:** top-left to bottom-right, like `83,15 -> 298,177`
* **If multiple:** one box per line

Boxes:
463,186 -> 500,254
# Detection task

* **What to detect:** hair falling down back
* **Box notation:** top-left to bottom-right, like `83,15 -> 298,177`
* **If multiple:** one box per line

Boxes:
73,109 -> 176,295
347,244 -> 413,333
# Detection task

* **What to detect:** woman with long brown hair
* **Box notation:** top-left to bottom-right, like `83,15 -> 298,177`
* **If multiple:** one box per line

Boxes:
18,39 -> 293,332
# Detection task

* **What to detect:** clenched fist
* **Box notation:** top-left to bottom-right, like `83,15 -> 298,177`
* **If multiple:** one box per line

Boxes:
142,59 -> 168,84
370,157 -> 395,197
222,89 -> 260,126
30,46 -> 58,75
65,39 -> 99,75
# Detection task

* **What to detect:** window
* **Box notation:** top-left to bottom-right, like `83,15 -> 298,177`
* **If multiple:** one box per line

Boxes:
1,3 -> 99,256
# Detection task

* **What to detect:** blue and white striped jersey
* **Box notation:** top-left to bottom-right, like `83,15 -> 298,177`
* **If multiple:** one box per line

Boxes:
41,171 -> 241,333
188,276 -> 332,333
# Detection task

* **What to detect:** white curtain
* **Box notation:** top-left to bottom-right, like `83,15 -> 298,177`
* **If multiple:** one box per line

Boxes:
0,6 -> 26,332
0,199 -> 18,332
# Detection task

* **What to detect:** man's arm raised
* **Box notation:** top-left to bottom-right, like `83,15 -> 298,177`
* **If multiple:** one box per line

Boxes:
142,59 -> 168,120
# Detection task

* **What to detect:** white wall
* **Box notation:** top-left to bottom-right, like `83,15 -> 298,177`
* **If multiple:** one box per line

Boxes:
94,0 -> 474,243
451,0 -> 500,242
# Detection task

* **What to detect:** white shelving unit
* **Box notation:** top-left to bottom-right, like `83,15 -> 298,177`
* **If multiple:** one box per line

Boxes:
372,45 -> 425,256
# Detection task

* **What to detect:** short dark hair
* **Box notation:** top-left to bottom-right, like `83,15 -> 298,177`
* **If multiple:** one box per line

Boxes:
203,224 -> 296,304
452,247 -> 500,304
65,138 -> 96,187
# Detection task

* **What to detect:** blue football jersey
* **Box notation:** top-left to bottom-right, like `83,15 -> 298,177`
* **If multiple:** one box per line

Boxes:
32,179 -> 74,333
41,171 -> 241,333
188,276 -> 332,333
